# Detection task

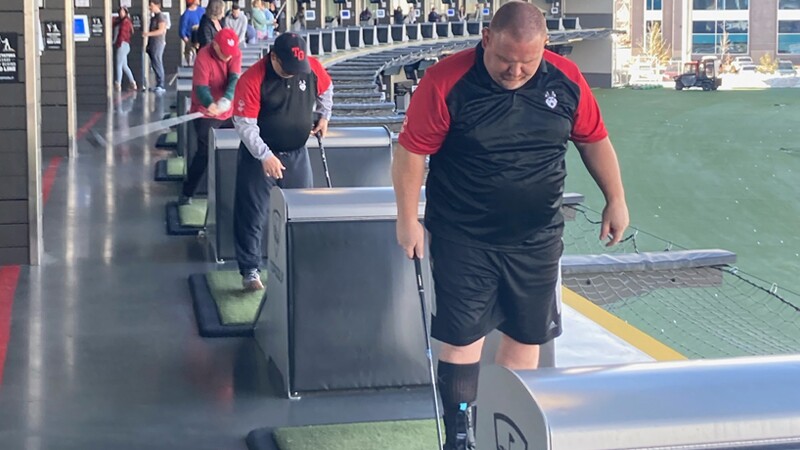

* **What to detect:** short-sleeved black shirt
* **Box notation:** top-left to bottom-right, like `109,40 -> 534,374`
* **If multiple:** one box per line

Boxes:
398,44 -> 608,250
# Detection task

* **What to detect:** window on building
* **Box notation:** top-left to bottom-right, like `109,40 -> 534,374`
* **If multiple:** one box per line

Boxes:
693,0 -> 748,9
691,20 -> 748,54
779,0 -> 800,9
779,21 -> 800,54
646,0 -> 662,10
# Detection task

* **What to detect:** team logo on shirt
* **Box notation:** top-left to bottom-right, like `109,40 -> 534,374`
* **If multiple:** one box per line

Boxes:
545,90 -> 558,109
237,99 -> 246,113
299,80 -> 307,92
227,39 -> 235,48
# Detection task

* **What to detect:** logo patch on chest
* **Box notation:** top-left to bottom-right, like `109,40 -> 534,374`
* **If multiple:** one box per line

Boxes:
545,90 -> 558,109
299,80 -> 307,92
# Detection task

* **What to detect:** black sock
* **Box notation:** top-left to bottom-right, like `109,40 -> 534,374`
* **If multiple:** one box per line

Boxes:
437,361 -> 480,446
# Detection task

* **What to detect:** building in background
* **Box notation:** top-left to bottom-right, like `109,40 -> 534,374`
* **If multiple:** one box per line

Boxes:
631,0 -> 800,64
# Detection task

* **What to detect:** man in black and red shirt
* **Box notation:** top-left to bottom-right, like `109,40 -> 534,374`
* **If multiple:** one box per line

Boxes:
392,2 -> 629,449
232,33 -> 333,291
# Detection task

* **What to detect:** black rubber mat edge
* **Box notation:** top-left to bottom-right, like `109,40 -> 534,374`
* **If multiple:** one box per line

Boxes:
165,202 -> 204,236
245,427 -> 279,450
155,133 -> 177,149
153,159 -> 183,182
189,273 -> 255,338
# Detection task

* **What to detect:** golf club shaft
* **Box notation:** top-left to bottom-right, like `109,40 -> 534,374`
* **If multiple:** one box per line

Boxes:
414,257 -> 444,450
103,112 -> 204,147
316,132 -> 332,188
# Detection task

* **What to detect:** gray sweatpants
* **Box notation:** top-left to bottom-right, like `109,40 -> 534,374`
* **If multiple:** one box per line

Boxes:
233,145 -> 313,275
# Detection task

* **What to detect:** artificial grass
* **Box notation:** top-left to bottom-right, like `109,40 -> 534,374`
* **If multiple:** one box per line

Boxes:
156,131 -> 178,149
206,270 -> 267,325
273,420 -> 441,450
166,157 -> 185,177
178,199 -> 207,227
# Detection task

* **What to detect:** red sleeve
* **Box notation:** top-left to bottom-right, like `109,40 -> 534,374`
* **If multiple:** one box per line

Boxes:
228,51 -> 242,75
192,49 -> 211,87
309,57 -> 332,94
543,51 -> 608,144
397,48 -> 475,155
233,58 -> 267,119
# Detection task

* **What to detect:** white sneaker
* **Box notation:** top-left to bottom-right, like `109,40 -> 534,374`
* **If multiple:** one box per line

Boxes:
242,270 -> 264,291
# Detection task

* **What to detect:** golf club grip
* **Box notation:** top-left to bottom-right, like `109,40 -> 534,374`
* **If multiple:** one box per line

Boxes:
414,257 -> 423,290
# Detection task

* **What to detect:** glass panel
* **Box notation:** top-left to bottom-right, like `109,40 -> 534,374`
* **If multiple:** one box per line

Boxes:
779,0 -> 800,9
778,34 -> 800,54
693,34 -> 716,54
779,20 -> 800,33
693,0 -> 716,10
720,0 -> 748,9
724,20 -> 748,34
693,21 -> 716,33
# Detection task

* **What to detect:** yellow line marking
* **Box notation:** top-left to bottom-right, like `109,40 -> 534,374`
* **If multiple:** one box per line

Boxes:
562,286 -> 687,361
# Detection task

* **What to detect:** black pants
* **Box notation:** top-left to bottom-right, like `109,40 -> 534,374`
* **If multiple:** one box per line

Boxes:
182,117 -> 233,198
234,146 -> 313,275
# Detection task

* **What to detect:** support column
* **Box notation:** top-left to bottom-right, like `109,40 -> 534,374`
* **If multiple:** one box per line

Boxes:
0,0 -> 43,265
74,0 -> 113,108
40,0 -> 78,158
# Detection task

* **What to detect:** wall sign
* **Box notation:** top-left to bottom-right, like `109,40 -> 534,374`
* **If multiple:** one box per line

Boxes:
75,0 -> 90,7
163,0 -> 172,7
132,14 -> 142,29
44,21 -> 63,50
0,33 -> 20,83
120,0 -> 131,6
91,16 -> 104,37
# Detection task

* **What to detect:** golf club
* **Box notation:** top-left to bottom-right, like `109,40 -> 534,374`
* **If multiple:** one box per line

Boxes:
86,112 -> 204,149
414,256 -> 445,450
315,131 -> 332,188
313,113 -> 332,188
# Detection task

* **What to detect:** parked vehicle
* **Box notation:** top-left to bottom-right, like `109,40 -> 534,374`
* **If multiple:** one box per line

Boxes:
732,56 -> 756,73
675,59 -> 722,91
777,60 -> 797,76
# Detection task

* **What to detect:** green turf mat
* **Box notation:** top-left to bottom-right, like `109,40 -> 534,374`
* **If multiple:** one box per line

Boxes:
178,199 -> 207,227
165,131 -> 178,144
273,420 -> 441,450
166,157 -> 185,177
206,270 -> 267,325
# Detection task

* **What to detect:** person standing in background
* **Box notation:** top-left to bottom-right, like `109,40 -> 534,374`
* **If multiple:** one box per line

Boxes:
143,0 -> 168,95
359,6 -> 372,24
197,0 -> 226,48
179,0 -> 205,65
265,1 -> 277,38
408,5 -> 417,24
251,0 -> 269,40
113,6 -> 137,91
226,3 -> 249,47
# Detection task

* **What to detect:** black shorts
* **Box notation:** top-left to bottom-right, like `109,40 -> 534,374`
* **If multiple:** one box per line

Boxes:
429,232 -> 563,347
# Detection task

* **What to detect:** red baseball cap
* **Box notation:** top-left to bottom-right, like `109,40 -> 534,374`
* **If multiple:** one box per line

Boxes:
214,28 -> 240,58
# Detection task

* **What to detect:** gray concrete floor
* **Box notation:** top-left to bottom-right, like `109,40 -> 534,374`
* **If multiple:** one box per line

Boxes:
0,92 -> 432,450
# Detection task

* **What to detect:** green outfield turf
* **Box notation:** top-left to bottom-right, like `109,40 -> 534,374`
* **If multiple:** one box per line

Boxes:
565,88 -> 800,296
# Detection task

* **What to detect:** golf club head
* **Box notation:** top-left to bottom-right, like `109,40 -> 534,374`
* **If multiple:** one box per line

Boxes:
86,129 -> 108,149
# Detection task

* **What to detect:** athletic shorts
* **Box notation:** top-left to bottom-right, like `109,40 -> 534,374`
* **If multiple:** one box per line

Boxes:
429,231 -> 563,347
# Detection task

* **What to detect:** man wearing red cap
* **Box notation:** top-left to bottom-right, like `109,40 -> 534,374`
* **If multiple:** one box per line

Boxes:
180,28 -> 242,204
232,32 -> 333,291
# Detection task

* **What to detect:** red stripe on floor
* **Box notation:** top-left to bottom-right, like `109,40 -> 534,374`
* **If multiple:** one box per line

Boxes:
76,111 -> 104,141
0,265 -> 21,387
42,156 -> 63,205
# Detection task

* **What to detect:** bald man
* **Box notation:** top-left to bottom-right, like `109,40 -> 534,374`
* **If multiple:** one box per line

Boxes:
392,2 -> 628,448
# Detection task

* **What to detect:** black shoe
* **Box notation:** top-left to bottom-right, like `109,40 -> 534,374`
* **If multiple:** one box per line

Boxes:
444,403 -> 476,450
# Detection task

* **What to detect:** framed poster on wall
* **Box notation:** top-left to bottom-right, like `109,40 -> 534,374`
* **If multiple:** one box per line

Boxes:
75,0 -> 91,7
0,33 -> 20,83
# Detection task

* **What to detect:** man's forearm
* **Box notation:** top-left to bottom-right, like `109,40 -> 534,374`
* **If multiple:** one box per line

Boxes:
575,137 -> 625,203
392,144 -> 427,222
233,116 -> 273,161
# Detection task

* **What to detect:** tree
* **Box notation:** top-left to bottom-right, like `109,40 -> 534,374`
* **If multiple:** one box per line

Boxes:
758,53 -> 778,74
641,21 -> 671,66
719,29 -> 733,72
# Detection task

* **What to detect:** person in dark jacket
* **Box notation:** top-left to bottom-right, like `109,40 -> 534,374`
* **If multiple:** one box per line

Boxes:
393,6 -> 404,24
197,0 -> 225,48
359,7 -> 372,24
